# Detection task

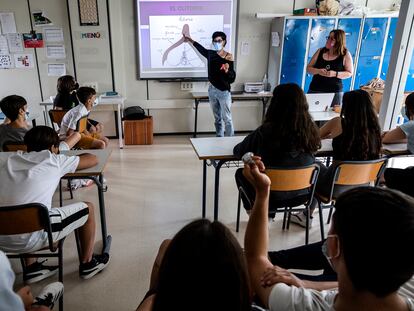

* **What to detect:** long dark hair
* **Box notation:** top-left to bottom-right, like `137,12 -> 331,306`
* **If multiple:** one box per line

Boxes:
57,75 -> 78,93
152,219 -> 251,311
340,90 -> 381,160
264,83 -> 321,153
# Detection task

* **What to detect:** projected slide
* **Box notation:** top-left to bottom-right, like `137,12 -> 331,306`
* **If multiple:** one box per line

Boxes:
136,0 -> 237,79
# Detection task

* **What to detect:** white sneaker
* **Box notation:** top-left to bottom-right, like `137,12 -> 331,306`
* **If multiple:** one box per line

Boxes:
290,211 -> 313,228
32,282 -> 64,309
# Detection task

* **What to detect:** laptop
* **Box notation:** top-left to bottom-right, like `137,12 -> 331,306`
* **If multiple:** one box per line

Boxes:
306,93 -> 335,112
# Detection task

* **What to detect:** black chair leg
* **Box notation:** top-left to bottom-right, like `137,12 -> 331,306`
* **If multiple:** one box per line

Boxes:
282,207 -> 288,230
327,206 -> 334,224
305,206 -> 310,245
236,191 -> 241,233
318,202 -> 325,241
68,179 -> 73,200
58,244 -> 64,310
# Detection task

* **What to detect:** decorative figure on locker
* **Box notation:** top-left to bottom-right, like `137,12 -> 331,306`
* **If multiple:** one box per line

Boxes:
306,29 -> 353,108
183,31 -> 236,137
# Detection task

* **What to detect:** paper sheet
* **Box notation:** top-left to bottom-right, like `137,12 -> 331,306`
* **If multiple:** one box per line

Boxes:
44,27 -> 64,42
240,41 -> 250,56
14,54 -> 34,68
271,32 -> 280,47
0,54 -> 13,69
47,63 -> 66,76
0,13 -> 17,34
46,44 -> 66,59
7,33 -> 23,53
0,35 -> 8,54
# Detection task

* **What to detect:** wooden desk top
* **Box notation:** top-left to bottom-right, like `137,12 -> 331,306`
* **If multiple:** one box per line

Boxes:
62,149 -> 112,177
192,91 -> 273,100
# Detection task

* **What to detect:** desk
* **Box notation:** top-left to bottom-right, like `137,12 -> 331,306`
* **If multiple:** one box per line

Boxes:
40,96 -> 126,149
191,92 -> 273,138
63,149 -> 112,255
310,111 -> 339,121
190,136 -> 408,221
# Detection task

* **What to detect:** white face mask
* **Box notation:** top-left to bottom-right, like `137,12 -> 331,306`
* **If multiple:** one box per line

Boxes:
93,98 -> 99,107
321,235 -> 340,270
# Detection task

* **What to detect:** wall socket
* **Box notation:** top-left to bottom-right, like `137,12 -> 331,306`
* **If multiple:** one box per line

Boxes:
83,82 -> 99,92
181,81 -> 193,91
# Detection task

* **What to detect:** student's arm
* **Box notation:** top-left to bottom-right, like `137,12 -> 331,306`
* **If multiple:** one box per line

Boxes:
76,153 -> 98,170
336,51 -> 353,79
136,294 -> 155,311
243,158 -> 275,308
233,129 -> 262,159
320,117 -> 341,139
307,49 -> 324,76
382,127 -> 407,144
64,132 -> 81,149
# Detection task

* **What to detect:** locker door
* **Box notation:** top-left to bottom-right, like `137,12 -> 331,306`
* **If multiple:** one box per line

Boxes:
406,49 -> 414,91
304,18 -> 336,92
380,17 -> 398,80
280,18 -> 309,86
338,18 -> 362,91
356,17 -> 388,88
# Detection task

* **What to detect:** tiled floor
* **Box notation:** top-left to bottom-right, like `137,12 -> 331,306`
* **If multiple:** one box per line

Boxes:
11,135 -> 330,310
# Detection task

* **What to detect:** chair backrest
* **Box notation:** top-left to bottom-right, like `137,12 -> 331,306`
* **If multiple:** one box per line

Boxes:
76,116 -> 88,133
48,109 -> 67,128
265,165 -> 320,192
3,141 -> 27,152
0,203 -> 54,251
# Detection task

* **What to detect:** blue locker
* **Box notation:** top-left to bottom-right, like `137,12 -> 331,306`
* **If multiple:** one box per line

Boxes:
380,18 -> 398,80
338,18 -> 362,91
280,19 -> 309,86
304,18 -> 336,92
406,49 -> 414,91
355,17 -> 388,87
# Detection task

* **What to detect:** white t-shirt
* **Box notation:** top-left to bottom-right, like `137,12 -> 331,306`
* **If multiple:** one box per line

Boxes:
0,150 -> 79,252
0,251 -> 25,311
400,121 -> 414,154
59,103 -> 89,138
268,283 -> 414,311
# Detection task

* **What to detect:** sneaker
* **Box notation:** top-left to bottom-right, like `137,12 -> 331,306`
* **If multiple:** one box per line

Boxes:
79,253 -> 110,280
24,260 -> 59,284
290,211 -> 313,228
32,282 -> 64,309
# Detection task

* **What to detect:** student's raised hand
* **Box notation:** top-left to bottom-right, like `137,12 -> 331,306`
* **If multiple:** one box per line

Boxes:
242,156 -> 271,195
260,266 -> 304,288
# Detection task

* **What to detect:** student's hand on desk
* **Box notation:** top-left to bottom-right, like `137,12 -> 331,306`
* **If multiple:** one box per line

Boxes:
261,266 -> 304,288
242,157 -> 271,195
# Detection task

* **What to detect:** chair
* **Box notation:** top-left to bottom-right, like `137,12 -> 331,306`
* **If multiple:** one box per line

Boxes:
236,164 -> 320,244
76,116 -> 88,133
3,141 -> 27,152
316,158 -> 388,239
0,203 -> 64,310
48,109 -> 68,132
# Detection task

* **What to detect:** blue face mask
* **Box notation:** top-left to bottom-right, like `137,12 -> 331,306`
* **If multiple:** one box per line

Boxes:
212,42 -> 222,51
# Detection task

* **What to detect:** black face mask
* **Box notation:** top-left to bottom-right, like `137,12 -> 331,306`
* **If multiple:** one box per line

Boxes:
73,82 -> 79,91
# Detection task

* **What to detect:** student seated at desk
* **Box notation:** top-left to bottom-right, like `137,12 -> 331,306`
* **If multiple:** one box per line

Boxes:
243,159 -> 414,310
291,89 -> 382,227
0,95 -> 81,152
59,87 -> 108,149
0,250 -> 63,310
0,126 -> 110,282
233,83 -> 321,219
53,75 -> 103,133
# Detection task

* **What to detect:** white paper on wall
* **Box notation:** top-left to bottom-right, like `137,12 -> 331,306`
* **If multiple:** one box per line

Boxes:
7,33 -> 23,53
46,44 -> 66,59
44,28 -> 64,42
14,54 -> 34,68
240,41 -> 250,56
0,13 -> 17,34
0,54 -> 13,69
47,63 -> 66,76
271,32 -> 280,47
0,35 -> 8,54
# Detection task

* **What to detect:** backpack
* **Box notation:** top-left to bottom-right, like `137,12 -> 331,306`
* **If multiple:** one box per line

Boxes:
122,106 -> 146,120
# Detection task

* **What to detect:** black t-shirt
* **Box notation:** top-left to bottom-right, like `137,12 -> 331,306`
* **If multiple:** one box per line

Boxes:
193,41 -> 236,91
308,48 -> 345,93
53,92 -> 79,110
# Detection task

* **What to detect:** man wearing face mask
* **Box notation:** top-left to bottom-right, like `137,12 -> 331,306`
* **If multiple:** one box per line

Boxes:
307,29 -> 353,108
183,31 -> 236,137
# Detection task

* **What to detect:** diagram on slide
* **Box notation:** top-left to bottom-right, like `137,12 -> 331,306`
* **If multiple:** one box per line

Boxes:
149,15 -> 224,68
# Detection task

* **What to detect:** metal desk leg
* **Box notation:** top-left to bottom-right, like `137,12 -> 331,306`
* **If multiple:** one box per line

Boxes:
202,160 -> 207,218
43,105 -> 49,126
193,99 -> 199,138
92,174 -> 112,255
213,160 -> 225,221
116,103 -> 123,149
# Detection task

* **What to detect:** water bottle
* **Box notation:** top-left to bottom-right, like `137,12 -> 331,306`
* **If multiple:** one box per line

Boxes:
262,73 -> 268,92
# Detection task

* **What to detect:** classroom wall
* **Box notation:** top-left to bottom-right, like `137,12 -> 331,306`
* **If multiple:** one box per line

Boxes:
0,0 -> 398,133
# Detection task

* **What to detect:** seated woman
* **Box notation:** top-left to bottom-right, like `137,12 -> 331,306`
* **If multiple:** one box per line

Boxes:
233,83 -> 321,218
291,89 -> 382,227
136,219 -> 253,311
383,93 -> 414,197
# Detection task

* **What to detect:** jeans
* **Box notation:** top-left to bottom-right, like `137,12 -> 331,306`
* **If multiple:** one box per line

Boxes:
208,85 -> 234,137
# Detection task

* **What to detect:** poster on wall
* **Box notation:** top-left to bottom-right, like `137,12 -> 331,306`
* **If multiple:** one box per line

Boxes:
0,35 -> 9,54
32,11 -> 53,26
44,28 -> 64,42
46,44 -> 66,59
47,63 -> 66,76
0,54 -> 13,69
0,12 -> 17,34
14,54 -> 34,68
7,33 -> 24,53
23,33 -> 44,48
